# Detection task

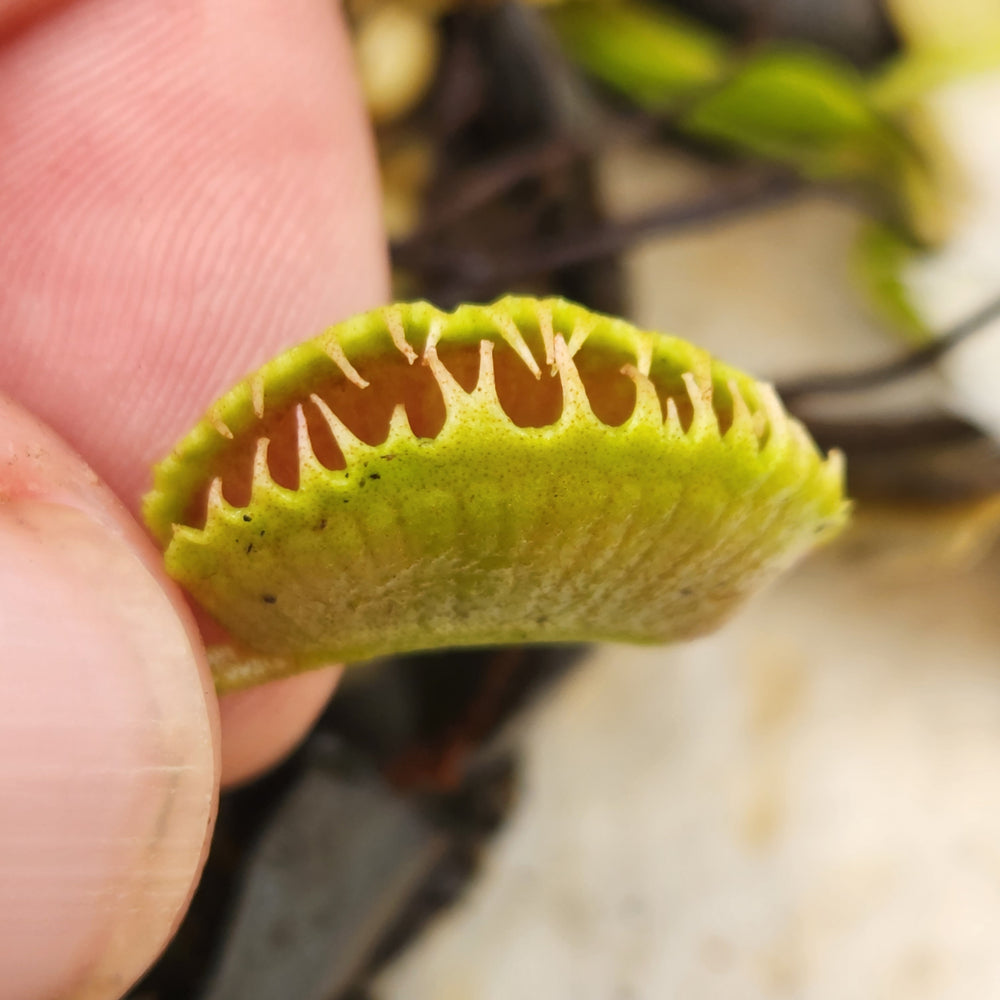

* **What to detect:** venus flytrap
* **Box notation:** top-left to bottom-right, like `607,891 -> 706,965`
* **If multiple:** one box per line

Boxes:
145,297 -> 848,692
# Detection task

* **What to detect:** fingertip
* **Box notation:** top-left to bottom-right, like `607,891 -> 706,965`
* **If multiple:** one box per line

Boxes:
0,395 -> 219,1000
0,0 -> 62,38
219,665 -> 342,788
1,0 -> 389,507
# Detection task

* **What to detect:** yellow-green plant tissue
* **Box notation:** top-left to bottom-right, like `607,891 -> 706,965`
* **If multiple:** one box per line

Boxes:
145,297 -> 848,691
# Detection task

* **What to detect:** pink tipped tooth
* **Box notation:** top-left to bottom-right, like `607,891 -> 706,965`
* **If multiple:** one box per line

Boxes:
681,370 -> 717,436
665,396 -> 685,435
423,319 -> 471,415
384,306 -> 418,364
621,363 -> 661,425
294,404 -> 325,477
470,338 -> 502,407
309,393 -> 367,460
195,476 -> 235,535
385,401 -> 414,443
554,334 -> 592,421
208,406 -> 234,440
634,336 -> 653,377
536,302 -> 556,370
690,354 -> 714,402
824,448 -> 847,489
424,315 -> 443,353
205,476 -> 229,515
250,374 -> 265,420
491,309 -> 541,378
789,417 -> 816,452
251,436 -> 273,491
726,379 -> 755,439
566,315 -> 596,358
756,383 -> 791,452
781,419 -> 815,477
319,332 -> 369,388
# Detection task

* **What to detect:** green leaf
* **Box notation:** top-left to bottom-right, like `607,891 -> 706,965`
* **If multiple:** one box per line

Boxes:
679,48 -> 950,243
546,3 -> 949,242
546,0 -> 727,110
682,49 -> 898,180
852,222 -> 932,343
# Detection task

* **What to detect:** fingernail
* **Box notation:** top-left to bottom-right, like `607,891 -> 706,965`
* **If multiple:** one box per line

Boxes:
0,499 -> 218,1000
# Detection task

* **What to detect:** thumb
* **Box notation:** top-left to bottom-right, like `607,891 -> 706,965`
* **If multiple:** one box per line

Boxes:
0,393 -> 219,1000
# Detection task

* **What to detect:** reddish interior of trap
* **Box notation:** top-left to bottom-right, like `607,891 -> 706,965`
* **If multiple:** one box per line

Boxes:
183,332 -> 742,529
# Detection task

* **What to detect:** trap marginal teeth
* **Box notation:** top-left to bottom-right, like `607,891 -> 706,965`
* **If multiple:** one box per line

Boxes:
143,295 -> 849,692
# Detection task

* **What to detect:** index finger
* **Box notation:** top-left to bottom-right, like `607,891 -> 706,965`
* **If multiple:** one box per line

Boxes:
0,0 -> 389,782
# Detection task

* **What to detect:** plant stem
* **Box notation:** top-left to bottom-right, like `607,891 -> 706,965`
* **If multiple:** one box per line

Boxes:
394,169 -> 804,292
779,292 -> 1000,404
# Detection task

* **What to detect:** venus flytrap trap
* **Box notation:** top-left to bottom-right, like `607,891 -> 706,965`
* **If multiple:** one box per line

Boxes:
144,297 -> 848,693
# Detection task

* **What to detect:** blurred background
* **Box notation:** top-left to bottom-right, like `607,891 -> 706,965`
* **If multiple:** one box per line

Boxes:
131,1 -> 1000,997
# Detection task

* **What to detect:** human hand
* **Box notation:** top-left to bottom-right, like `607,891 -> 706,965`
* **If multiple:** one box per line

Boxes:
0,2 -> 387,997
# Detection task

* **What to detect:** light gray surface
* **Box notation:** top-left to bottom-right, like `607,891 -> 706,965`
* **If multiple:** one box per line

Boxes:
203,768 -> 443,1000
378,536 -> 1000,999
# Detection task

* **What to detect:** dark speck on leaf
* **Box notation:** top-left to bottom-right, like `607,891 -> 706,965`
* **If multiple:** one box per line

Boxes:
260,530 -> 265,537
262,594 -> 277,604
316,518 -> 327,530
246,543 -> 254,554
242,514 -> 252,522
369,472 -> 381,480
